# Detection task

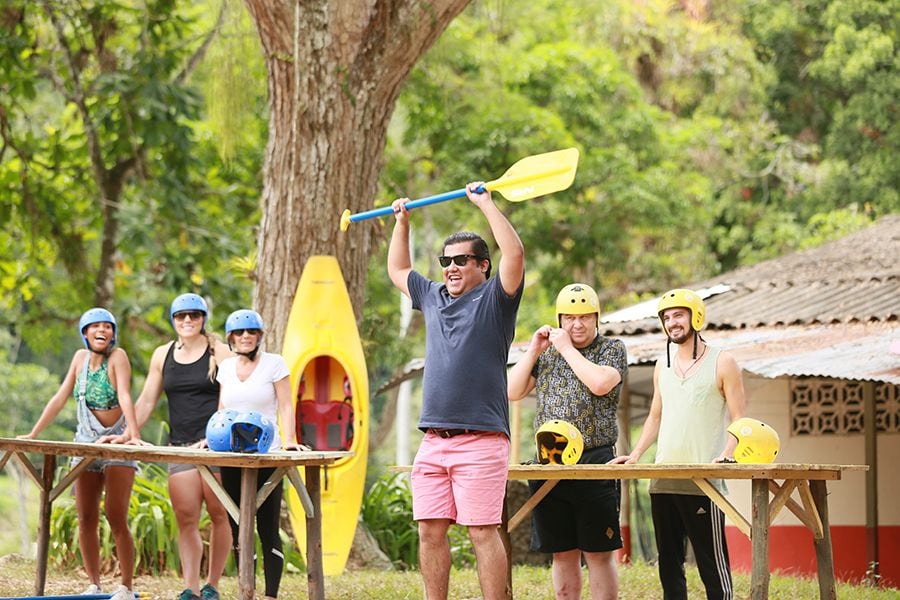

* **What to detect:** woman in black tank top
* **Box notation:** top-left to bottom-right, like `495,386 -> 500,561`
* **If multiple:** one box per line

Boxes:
128,294 -> 233,600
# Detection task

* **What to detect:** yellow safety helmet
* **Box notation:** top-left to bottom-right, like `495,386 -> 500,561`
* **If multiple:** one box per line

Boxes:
535,420 -> 584,465
727,418 -> 780,464
556,283 -> 600,326
657,288 -> 705,332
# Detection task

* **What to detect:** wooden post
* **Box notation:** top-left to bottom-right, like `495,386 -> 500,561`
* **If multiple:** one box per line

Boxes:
863,381 -> 879,580
750,479 -> 769,600
501,491 -> 513,599
810,480 -> 837,600
305,465 -> 325,600
618,373 -> 632,563
35,454 -> 55,596
238,468 -> 258,600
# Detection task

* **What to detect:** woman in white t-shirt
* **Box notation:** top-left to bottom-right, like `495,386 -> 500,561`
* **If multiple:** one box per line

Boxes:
216,309 -> 303,600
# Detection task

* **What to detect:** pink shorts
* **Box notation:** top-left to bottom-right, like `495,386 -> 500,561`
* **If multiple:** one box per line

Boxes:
411,431 -> 510,526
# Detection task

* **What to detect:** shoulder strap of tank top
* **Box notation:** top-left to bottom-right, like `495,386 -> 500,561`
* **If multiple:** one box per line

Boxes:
77,354 -> 89,404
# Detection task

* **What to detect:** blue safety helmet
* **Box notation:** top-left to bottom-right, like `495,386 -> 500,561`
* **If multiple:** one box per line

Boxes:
231,411 -> 274,454
79,308 -> 117,349
225,309 -> 265,335
206,409 -> 240,452
170,293 -> 209,329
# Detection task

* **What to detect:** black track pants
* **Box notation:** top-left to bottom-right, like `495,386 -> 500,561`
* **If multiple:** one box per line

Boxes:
651,492 -> 733,600
221,466 -> 285,598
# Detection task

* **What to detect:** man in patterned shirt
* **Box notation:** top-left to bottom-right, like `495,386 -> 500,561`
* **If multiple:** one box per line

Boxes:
508,283 -> 627,600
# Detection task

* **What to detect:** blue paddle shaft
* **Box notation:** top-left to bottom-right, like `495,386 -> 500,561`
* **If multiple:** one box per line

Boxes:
349,185 -> 486,224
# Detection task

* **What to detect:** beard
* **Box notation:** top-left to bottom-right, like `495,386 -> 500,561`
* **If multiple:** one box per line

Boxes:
667,329 -> 692,345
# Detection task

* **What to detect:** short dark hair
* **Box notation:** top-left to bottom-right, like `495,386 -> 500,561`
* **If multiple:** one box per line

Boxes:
443,231 -> 492,278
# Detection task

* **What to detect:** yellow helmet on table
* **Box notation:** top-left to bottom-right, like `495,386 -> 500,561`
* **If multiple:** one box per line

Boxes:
727,417 -> 780,464
535,419 -> 584,465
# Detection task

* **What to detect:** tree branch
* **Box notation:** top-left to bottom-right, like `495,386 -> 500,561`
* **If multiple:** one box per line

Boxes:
174,0 -> 227,85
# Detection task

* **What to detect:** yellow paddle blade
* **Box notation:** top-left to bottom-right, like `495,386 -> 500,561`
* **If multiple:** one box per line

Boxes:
485,147 -> 580,202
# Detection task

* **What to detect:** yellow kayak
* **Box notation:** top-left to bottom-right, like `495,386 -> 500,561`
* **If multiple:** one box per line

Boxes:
282,255 -> 368,576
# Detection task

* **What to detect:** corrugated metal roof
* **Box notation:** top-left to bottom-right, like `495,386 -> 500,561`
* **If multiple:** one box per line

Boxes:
599,214 -> 900,384
617,323 -> 900,385
601,215 -> 899,335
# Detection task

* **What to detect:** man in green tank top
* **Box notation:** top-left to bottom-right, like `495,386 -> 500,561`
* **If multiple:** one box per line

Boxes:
611,289 -> 745,600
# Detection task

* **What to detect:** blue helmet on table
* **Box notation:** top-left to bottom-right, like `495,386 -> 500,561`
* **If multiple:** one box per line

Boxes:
206,409 -> 241,452
79,307 -> 117,349
231,411 -> 274,454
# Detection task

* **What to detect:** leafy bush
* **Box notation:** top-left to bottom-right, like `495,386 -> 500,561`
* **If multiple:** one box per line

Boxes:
361,473 -> 418,569
361,472 -> 474,570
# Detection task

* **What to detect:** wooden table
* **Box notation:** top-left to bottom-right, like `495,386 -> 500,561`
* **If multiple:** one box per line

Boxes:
0,438 -> 351,600
505,463 -> 867,600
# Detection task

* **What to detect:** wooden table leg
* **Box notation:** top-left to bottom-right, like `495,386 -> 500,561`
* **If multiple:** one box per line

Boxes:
810,480 -> 837,600
35,454 -> 55,596
305,465 -> 325,600
750,478 -> 770,600
238,468 -> 258,600
500,492 -> 513,599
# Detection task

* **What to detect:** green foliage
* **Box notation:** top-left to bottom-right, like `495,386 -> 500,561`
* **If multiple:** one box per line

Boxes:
0,330 -> 74,440
0,0 -> 260,372
360,473 -> 419,569
361,472 -> 474,570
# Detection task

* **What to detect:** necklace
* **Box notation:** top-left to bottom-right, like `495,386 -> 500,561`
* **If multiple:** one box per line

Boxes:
676,344 -> 707,377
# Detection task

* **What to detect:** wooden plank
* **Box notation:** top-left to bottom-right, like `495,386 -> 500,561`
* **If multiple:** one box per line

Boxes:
0,438 -> 348,468
797,481 -> 825,540
12,452 -> 43,489
767,480 -> 799,525
305,465 -> 325,600
197,465 -> 239,524
50,458 -> 95,503
500,490 -> 513,600
811,480 -> 837,600
238,469 -> 257,600
256,467 -> 289,510
863,380 -> 879,578
285,466 -> 315,518
0,450 -> 12,472
35,454 -> 55,596
768,481 -> 819,534
693,478 -> 751,539
750,480 -> 770,600
507,480 -> 558,533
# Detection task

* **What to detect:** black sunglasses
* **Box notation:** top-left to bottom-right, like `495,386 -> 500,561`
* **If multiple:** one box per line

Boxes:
173,310 -> 204,321
231,328 -> 261,337
438,254 -> 480,268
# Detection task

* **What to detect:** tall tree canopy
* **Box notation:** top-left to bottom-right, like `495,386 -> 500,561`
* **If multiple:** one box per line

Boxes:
243,0 -> 472,351
0,1 -> 261,361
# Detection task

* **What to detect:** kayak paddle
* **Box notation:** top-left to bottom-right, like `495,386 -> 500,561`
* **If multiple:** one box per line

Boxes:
339,147 -> 579,232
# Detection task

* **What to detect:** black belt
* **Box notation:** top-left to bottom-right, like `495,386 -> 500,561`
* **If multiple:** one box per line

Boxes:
428,428 -> 475,439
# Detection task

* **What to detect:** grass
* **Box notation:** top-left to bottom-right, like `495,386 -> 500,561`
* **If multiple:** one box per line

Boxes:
0,558 -> 896,599
0,472 -> 38,557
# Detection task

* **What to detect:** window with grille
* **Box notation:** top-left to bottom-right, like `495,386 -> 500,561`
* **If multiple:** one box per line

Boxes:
790,378 -> 900,435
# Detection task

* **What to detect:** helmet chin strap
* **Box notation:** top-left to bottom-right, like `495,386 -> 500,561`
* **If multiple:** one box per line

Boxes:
228,338 -> 261,361
236,348 -> 260,361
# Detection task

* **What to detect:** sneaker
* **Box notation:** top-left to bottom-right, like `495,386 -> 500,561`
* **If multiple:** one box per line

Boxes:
178,589 -> 201,600
110,585 -> 136,600
200,583 -> 220,600
82,583 -> 102,594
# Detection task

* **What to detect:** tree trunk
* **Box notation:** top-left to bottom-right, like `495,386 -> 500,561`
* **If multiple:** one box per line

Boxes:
244,0 -> 470,350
